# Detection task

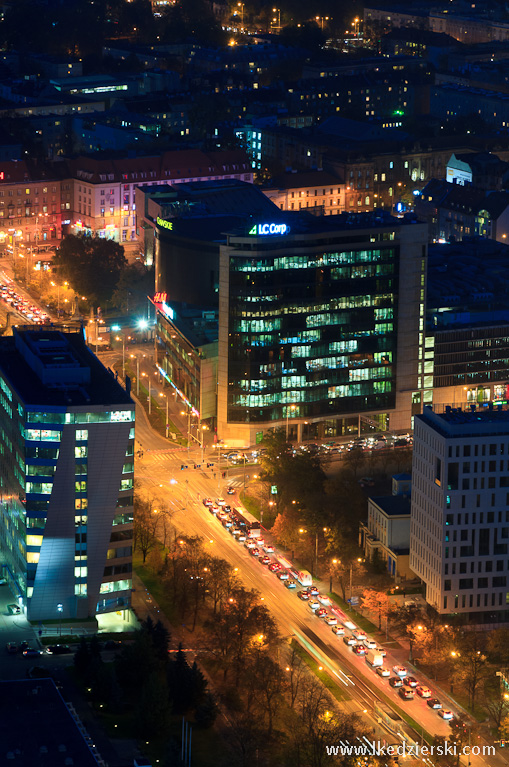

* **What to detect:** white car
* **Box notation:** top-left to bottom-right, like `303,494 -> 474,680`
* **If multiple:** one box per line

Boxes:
363,638 -> 377,650
393,665 -> 408,677
216,498 -> 226,506
324,615 -> 338,626
376,666 -> 391,677
438,709 -> 454,720
317,594 -> 332,606
238,533 -> 247,542
352,629 -> 367,641
308,600 -> 320,611
263,545 -> 275,554
244,539 -> 257,549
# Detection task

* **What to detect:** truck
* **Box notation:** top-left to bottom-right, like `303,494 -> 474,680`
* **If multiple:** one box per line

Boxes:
365,649 -> 384,667
295,569 -> 313,587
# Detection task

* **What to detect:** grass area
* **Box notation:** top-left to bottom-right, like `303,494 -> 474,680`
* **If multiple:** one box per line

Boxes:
328,591 -> 404,649
291,640 -> 351,703
134,553 -> 182,627
239,490 -> 263,520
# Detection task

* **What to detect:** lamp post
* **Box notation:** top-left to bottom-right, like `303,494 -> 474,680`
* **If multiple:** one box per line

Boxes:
159,392 -> 169,438
349,557 -> 363,604
286,403 -> 296,441
329,558 -> 337,593
180,406 -> 191,453
116,335 -> 126,378
238,1 -> 244,27
57,602 -> 63,637
272,7 -> 281,30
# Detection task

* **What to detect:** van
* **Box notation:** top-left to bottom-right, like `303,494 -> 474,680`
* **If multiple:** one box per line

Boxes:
398,686 -> 414,700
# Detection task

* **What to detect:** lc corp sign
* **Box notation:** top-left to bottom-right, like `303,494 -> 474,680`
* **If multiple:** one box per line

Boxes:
249,223 -> 290,236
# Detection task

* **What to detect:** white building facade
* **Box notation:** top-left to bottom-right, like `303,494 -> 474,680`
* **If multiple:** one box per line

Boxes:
410,405 -> 509,624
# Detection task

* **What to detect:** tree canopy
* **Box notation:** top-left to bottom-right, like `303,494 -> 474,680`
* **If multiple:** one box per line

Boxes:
53,234 -> 127,306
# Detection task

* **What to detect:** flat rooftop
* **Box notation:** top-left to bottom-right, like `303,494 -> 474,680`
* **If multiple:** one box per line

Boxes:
0,679 -> 100,767
0,327 -> 133,408
370,495 -> 411,517
419,404 -> 509,437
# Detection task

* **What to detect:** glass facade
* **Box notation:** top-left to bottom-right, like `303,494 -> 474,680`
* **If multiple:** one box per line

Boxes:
227,244 -> 399,423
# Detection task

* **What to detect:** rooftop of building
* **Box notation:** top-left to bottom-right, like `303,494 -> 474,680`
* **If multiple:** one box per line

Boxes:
369,494 -> 411,517
0,327 -> 133,408
426,237 -> 509,316
382,27 -> 458,47
154,301 -> 218,348
419,404 -> 509,437
0,678 -> 100,767
262,169 -> 340,191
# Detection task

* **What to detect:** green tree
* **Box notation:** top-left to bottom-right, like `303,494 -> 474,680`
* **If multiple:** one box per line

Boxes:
53,234 -> 127,305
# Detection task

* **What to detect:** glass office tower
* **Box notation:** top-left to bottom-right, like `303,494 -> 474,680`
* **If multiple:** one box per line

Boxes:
218,213 -> 428,446
0,328 -> 134,621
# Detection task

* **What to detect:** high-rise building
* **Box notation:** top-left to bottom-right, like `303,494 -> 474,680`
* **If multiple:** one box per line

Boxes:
218,212 -> 428,445
410,405 -> 509,624
0,327 -> 135,622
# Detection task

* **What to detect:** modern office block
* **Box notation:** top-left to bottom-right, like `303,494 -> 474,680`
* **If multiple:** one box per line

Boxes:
410,405 -> 509,624
218,212 -> 428,445
0,327 -> 134,621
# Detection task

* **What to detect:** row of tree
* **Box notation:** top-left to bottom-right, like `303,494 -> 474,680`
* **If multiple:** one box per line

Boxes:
132,504 -> 396,765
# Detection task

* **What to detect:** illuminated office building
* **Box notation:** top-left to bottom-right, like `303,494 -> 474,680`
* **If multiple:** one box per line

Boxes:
218,212 -> 428,445
0,328 -> 134,621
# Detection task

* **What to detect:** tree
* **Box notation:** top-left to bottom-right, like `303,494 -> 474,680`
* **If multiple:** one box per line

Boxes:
361,588 -> 391,631
110,262 -> 154,314
137,671 -> 170,738
487,628 -> 509,666
482,677 -> 509,732
343,447 -> 366,478
133,496 -> 161,563
142,616 -> 171,662
52,234 -> 127,305
194,691 -> 218,729
388,603 -> 423,660
285,644 -> 307,708
451,632 -> 489,711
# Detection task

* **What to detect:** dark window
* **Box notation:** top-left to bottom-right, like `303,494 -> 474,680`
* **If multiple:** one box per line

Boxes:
463,445 -> 470,457
460,562 -> 467,574
459,579 -> 473,589
444,580 -> 451,591
478,577 -> 488,588
486,561 -> 493,572
460,529 -> 468,541
479,529 -> 490,556
493,576 -> 507,588
488,512 -> 495,523
447,462 -> 458,490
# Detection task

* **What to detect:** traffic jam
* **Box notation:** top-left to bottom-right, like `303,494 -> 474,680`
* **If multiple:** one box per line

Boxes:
0,281 -> 50,324
203,495 -> 456,726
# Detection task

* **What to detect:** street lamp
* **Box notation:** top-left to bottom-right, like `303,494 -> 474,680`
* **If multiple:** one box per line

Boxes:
159,392 -> 169,438
349,557 -> 363,604
286,403 -> 296,441
272,6 -> 281,29
180,406 -> 191,452
238,1 -> 244,27
116,335 -> 126,378
57,602 -> 63,637
329,558 -> 338,593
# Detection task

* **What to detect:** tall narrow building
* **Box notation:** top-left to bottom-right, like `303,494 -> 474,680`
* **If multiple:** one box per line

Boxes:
0,327 -> 134,621
410,405 -> 509,624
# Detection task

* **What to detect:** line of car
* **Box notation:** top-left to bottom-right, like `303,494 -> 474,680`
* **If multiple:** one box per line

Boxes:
203,496 -> 455,726
0,284 -> 50,324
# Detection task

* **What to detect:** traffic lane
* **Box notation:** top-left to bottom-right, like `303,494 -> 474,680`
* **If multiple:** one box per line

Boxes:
159,482 -> 454,733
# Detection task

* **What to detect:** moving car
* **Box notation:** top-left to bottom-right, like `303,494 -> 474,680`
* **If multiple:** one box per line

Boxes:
363,638 -> 377,650
389,677 -> 403,688
331,625 -> 345,635
416,686 -> 432,698
22,648 -> 42,658
316,607 -> 328,618
427,699 -> 442,709
376,666 -> 391,677
308,600 -> 320,611
226,487 -> 235,495
263,545 -> 275,554
343,635 -> 357,646
277,570 -> 289,580
403,676 -> 418,688
260,555 -> 271,565
46,644 -> 71,655
392,665 -> 408,677
317,594 -> 332,606
268,562 -> 281,572
309,586 -> 320,596
352,629 -> 367,641
298,590 -> 310,600
5,642 -> 17,654
325,615 -> 338,626
285,580 -> 297,589
353,644 -> 367,656
250,547 -> 260,557
399,686 -> 415,700
438,709 -> 454,720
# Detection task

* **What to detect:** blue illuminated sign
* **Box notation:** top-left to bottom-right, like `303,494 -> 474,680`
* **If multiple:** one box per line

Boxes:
248,223 -> 290,236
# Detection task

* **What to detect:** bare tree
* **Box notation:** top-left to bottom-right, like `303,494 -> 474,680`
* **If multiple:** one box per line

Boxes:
284,644 -> 307,708
133,496 -> 160,564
